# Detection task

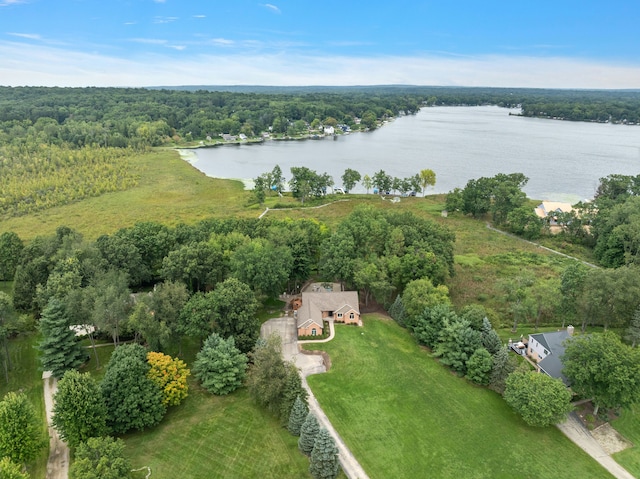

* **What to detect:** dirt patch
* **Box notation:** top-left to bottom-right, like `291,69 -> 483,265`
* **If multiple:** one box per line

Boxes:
575,402 -> 620,430
592,423 -> 633,454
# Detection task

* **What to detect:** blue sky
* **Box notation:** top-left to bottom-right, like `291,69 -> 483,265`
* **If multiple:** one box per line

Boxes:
1,0 -> 639,88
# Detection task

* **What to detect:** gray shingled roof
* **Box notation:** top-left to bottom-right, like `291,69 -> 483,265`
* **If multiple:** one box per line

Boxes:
532,330 -> 571,385
296,291 -> 359,329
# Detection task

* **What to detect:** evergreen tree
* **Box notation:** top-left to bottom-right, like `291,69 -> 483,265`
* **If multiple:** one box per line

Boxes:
480,317 -> 502,355
287,396 -> 308,436
309,428 -> 341,479
52,370 -> 108,448
388,295 -> 407,327
193,333 -> 247,395
298,413 -> 320,456
38,298 -> 87,378
465,348 -> 493,385
489,346 -> 518,395
279,362 -> 308,425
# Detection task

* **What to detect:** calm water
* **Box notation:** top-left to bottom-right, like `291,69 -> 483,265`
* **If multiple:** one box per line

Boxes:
187,106 -> 640,202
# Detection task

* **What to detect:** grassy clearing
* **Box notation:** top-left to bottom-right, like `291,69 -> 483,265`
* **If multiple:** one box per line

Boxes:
612,405 -> 640,476
305,316 -> 612,479
0,149 -> 253,241
87,342 -> 311,479
0,334 -> 49,478
123,382 -> 310,478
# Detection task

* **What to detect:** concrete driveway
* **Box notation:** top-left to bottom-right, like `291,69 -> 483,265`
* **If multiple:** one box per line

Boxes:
260,317 -> 325,375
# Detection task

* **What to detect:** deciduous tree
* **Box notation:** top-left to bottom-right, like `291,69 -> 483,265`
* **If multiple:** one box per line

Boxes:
419,169 -> 436,196
504,369 -> 572,427
562,331 -> 640,415
209,277 -> 260,353
146,351 -> 190,407
0,457 -> 29,479
52,370 -> 108,448
0,392 -> 45,466
341,168 -> 361,193
0,231 -> 23,281
101,344 -> 166,434
69,436 -> 132,479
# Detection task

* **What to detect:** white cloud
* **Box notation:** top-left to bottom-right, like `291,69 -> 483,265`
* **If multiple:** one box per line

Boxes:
0,0 -> 28,6
193,15 -> 206,19
210,38 -> 235,46
263,3 -> 281,14
6,32 -> 41,40
153,16 -> 178,24
129,38 -> 168,45
1,40 -> 640,89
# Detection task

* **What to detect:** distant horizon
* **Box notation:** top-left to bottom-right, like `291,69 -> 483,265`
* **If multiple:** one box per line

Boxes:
1,1 -> 639,89
3,84 -> 640,93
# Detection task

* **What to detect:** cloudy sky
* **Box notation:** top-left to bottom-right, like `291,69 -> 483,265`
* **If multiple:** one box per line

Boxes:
1,0 -> 639,88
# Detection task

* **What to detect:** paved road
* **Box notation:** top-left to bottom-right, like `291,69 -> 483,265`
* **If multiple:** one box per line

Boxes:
557,413 -> 635,479
42,372 -> 69,479
261,317 -> 370,479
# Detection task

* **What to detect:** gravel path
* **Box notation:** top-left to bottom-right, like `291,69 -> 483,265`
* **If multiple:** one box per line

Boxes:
42,372 -> 69,479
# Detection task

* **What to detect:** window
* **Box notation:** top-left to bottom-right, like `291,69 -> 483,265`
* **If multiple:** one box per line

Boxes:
543,349 -> 548,355
349,312 -> 355,319
337,313 -> 343,319
311,328 -> 317,336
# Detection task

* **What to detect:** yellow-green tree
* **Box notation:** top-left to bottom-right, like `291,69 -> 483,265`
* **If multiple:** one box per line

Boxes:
146,351 -> 190,407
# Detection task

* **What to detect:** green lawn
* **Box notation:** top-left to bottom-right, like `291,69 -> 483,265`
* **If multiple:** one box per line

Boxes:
612,404 -> 640,477
0,334 -> 49,478
123,384 -> 311,479
305,315 -> 613,479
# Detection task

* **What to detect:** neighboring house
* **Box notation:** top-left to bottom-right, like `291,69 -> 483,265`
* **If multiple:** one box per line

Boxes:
323,126 -> 335,135
534,201 -> 573,225
527,326 -> 574,385
296,291 -> 360,337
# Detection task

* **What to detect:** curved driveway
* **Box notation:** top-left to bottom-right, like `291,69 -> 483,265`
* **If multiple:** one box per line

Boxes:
261,317 -> 370,479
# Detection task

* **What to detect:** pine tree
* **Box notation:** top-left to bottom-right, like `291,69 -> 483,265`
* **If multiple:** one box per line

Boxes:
38,298 -> 87,378
480,317 -> 502,355
279,362 -> 308,425
287,396 -> 308,436
489,345 -> 517,395
309,428 -> 340,479
193,333 -> 247,395
388,295 -> 406,327
298,413 -> 320,456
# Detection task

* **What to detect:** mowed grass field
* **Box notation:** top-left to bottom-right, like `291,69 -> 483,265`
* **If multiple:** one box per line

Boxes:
305,315 -> 613,479
123,386 -> 310,479
0,334 -> 49,478
612,405 -> 640,477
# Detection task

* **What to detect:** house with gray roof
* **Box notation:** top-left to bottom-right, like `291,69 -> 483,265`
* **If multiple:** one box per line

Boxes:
527,327 -> 574,385
296,291 -> 360,337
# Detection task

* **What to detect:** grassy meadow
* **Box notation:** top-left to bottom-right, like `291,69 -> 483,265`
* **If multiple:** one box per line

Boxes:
305,316 -> 613,479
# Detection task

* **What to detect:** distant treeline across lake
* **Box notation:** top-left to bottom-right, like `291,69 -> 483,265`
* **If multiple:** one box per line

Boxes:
190,106 -> 640,203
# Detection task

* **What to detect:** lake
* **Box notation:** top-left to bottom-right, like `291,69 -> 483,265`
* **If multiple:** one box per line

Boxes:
185,106 -> 640,202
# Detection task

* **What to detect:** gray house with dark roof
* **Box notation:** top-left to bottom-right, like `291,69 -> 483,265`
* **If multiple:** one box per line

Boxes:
528,329 -> 574,385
